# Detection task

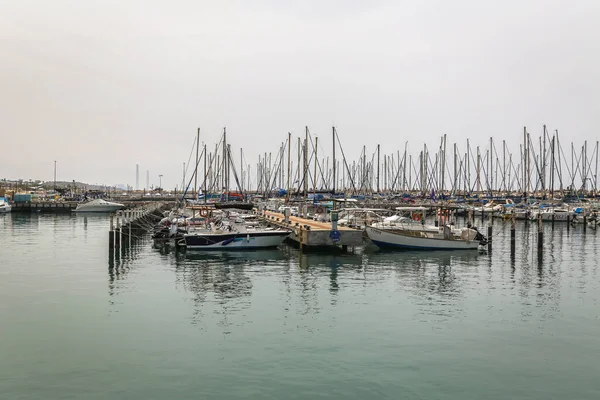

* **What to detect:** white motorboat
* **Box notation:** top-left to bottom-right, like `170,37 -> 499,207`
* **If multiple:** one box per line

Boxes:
0,197 -> 11,213
529,206 -> 573,222
366,225 -> 487,250
75,198 -> 124,213
183,229 -> 290,250
182,209 -> 290,250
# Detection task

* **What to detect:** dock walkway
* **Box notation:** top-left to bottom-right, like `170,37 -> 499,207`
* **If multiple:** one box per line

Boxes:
261,210 -> 363,250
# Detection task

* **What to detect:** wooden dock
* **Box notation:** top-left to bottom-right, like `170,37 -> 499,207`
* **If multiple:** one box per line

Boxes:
260,210 -> 363,250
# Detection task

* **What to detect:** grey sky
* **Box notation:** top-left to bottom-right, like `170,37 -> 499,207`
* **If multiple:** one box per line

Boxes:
1,0 -> 599,189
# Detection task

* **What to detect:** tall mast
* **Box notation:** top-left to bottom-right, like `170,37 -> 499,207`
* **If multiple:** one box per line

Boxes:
304,127 -> 309,199
313,135 -> 318,196
332,126 -> 336,194
287,132 -> 291,201
376,144 -> 380,193
223,127 -> 228,201
441,134 -> 446,193
240,148 -> 244,194
453,143 -> 458,195
194,127 -> 200,198
502,140 -> 506,193
204,143 -> 207,204
489,137 -> 493,194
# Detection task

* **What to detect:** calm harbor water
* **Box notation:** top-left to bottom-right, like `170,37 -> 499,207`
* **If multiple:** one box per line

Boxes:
1,213 -> 599,399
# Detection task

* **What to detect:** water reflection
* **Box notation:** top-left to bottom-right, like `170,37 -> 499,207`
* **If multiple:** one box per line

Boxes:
99,221 -> 599,331
107,238 -> 149,299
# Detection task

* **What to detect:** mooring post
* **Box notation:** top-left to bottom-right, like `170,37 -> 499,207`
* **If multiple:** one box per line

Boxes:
487,224 -> 492,252
109,215 -> 115,248
537,213 -> 543,251
567,215 -> 571,232
128,212 -> 132,248
583,215 -> 587,233
510,215 -> 516,255
551,213 -> 555,229
115,216 -> 121,249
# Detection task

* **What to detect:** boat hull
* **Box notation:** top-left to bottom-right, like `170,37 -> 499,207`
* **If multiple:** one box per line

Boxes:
366,227 -> 480,250
75,205 -> 123,212
0,205 -> 11,213
184,231 -> 289,250
529,212 -> 572,222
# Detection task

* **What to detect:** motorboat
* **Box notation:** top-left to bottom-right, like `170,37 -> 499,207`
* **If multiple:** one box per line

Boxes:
0,197 -> 11,213
366,207 -> 487,250
75,198 -> 124,213
529,206 -> 573,222
183,229 -> 290,250
366,224 -> 487,250
182,211 -> 290,250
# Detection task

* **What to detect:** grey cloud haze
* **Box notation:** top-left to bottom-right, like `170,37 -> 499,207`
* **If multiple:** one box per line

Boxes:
1,0 -> 599,188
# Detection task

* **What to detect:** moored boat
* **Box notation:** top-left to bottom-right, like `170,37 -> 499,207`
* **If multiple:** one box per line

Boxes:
366,224 -> 487,250
183,229 -> 290,250
75,198 -> 124,213
0,197 -> 11,213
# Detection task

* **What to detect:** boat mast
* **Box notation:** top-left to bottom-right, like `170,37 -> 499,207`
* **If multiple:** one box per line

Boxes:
332,126 -> 336,195
287,132 -> 291,202
376,144 -> 380,193
194,128 -> 200,199
313,135 -> 318,197
304,127 -> 309,200
203,143 -> 207,204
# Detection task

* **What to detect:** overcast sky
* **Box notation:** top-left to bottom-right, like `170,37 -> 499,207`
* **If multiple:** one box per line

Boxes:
1,0 -> 599,189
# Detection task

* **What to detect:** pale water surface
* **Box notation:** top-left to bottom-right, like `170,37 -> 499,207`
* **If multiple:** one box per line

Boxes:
1,213 -> 599,399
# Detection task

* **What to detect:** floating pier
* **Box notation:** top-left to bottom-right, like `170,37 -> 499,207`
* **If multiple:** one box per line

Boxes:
259,210 -> 363,251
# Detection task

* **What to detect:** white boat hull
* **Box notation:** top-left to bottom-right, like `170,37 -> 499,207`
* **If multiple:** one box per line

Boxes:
75,205 -> 123,212
184,231 -> 289,250
366,227 -> 481,250
529,212 -> 572,222
75,199 -> 124,213
0,204 -> 11,213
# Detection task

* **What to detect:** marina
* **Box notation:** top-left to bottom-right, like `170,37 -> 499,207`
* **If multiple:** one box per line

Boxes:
3,1 -> 600,397
2,211 -> 600,399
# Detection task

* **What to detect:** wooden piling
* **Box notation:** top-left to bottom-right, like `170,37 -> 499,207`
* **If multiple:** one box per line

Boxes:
583,215 -> 587,233
115,216 -> 121,249
487,225 -> 492,252
128,213 -> 132,248
109,215 -> 115,248
537,213 -> 543,250
510,215 -> 516,255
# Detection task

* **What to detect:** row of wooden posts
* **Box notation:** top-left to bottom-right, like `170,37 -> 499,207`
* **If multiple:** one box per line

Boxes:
108,202 -> 166,249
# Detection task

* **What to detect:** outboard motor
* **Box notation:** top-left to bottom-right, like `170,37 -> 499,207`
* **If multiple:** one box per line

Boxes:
472,226 -> 488,246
